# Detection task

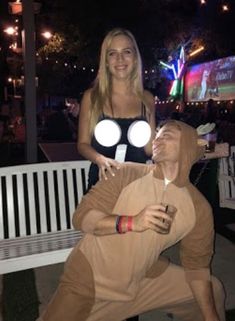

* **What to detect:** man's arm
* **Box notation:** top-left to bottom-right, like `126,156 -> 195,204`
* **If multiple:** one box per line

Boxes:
181,186 -> 223,321
203,142 -> 229,160
189,280 -> 220,321
78,205 -> 174,236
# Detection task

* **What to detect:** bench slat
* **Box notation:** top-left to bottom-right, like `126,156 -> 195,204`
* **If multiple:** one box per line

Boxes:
47,170 -> 59,231
0,230 -> 83,260
66,168 -> 76,227
16,173 -> 27,236
75,167 -> 84,201
57,168 -> 67,230
0,180 -> 4,238
0,231 -> 83,274
37,170 -> 48,233
6,175 -> 16,238
27,171 -> 38,235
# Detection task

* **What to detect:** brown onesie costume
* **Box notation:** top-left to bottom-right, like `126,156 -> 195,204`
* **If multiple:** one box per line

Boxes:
38,121 -> 225,321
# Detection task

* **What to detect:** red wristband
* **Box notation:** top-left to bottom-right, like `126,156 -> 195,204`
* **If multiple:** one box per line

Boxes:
127,216 -> 133,232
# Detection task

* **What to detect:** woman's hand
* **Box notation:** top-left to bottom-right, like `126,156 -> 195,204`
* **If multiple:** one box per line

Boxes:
132,204 -> 173,233
95,155 -> 120,181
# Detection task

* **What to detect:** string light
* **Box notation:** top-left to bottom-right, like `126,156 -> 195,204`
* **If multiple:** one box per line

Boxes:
199,0 -> 231,13
41,31 -> 53,39
37,55 -> 97,72
4,26 -> 17,35
222,4 -> 229,12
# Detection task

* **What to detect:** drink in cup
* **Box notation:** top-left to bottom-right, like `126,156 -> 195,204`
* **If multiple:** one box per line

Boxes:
159,203 -> 177,234
204,131 -> 217,153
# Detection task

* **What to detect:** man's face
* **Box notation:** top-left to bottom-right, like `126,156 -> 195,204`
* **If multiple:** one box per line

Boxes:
152,124 -> 181,164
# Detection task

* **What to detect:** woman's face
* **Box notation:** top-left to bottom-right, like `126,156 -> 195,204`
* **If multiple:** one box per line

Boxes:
106,34 -> 136,81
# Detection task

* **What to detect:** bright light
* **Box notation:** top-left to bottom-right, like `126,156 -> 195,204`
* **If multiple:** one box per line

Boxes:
189,46 -> 204,57
94,120 -> 121,147
9,42 -> 18,50
94,119 -> 151,148
200,0 -> 206,5
222,4 -> 229,12
41,31 -> 53,39
127,121 -> 151,147
4,26 -> 17,35
160,46 -> 185,81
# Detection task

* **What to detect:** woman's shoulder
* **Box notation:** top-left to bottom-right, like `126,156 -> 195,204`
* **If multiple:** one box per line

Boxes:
143,90 -> 155,109
143,89 -> 154,98
80,89 -> 94,110
82,88 -> 93,100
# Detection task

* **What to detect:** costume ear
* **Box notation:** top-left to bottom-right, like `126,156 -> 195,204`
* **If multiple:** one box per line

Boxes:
197,138 -> 208,146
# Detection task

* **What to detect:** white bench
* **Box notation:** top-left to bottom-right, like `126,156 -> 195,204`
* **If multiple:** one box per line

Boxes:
0,160 -> 90,274
218,146 -> 235,209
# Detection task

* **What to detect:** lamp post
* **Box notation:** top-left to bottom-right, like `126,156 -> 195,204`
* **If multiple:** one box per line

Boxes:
8,0 -> 41,163
22,0 -> 37,163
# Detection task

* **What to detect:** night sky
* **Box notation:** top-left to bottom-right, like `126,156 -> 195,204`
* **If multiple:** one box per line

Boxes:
1,0 -> 235,99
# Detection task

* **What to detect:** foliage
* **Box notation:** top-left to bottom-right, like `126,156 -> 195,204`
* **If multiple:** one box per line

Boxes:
38,33 -> 65,56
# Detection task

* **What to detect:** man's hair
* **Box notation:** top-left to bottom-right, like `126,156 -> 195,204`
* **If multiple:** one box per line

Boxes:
157,119 -> 182,131
88,28 -> 149,133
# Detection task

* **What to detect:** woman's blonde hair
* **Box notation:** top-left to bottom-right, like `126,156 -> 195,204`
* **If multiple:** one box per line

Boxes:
89,28 -> 149,132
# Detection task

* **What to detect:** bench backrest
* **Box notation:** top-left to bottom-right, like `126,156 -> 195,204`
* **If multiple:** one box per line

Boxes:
219,146 -> 235,176
0,160 -> 90,239
218,146 -> 235,209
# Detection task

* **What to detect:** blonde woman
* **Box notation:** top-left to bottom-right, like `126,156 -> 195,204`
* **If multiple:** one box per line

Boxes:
77,28 -> 156,189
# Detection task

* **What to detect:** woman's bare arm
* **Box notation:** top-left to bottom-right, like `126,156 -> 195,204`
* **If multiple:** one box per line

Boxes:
77,89 -> 120,180
143,90 -> 156,156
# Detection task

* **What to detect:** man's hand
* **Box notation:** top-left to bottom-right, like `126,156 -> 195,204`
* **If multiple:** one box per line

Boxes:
190,280 -> 223,321
132,204 -> 173,233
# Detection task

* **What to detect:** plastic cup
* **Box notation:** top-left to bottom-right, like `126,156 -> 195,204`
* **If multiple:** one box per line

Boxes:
204,131 -> 217,153
159,203 -> 177,234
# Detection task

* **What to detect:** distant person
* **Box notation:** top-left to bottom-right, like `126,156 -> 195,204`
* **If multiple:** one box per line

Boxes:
66,99 -> 80,141
198,69 -> 210,100
0,102 -> 10,142
203,99 -> 217,124
77,28 -> 156,189
207,68 -> 219,98
46,104 -> 73,141
12,116 -> 25,143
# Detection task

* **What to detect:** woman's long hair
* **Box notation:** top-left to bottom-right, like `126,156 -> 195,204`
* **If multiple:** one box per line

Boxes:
89,28 -> 149,133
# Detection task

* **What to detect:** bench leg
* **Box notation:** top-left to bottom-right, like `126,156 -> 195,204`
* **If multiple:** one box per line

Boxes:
2,269 -> 39,321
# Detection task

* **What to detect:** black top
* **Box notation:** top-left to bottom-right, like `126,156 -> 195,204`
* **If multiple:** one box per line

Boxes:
88,106 -> 150,188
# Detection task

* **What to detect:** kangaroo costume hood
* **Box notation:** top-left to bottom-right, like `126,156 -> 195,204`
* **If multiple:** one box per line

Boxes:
154,120 -> 205,187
